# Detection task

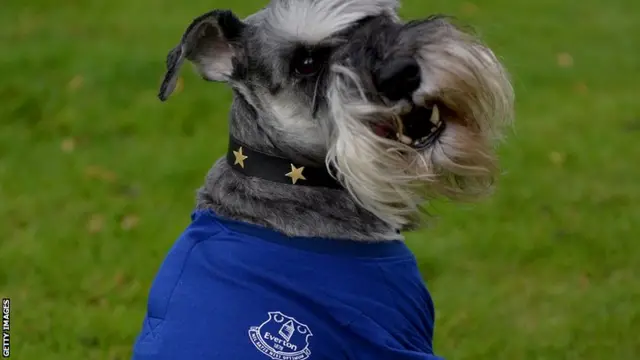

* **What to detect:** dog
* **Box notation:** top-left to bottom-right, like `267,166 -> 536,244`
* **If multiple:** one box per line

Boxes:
132,0 -> 514,359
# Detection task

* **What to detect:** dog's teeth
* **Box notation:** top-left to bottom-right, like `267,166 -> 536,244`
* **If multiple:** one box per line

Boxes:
396,100 -> 412,115
429,104 -> 440,125
397,133 -> 413,145
412,93 -> 426,106
413,136 -> 430,146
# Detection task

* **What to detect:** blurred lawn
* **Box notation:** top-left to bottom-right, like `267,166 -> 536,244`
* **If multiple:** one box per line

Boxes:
1,0 -> 639,359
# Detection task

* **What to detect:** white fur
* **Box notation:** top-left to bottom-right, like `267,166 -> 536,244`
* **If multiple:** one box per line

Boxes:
267,0 -> 399,43
267,93 -> 326,149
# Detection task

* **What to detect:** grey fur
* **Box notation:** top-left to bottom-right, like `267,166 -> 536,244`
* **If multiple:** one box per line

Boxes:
161,0 -> 514,241
196,159 -> 400,240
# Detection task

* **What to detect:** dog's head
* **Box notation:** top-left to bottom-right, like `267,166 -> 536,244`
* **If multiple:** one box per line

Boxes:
160,0 -> 514,230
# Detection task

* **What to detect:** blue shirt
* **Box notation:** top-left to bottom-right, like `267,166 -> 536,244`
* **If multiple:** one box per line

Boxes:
132,210 -> 443,360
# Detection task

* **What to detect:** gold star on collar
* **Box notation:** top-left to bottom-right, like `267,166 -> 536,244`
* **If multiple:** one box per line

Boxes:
285,164 -> 306,184
232,147 -> 248,168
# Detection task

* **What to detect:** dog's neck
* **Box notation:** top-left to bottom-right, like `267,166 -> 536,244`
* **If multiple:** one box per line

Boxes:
194,95 -> 401,241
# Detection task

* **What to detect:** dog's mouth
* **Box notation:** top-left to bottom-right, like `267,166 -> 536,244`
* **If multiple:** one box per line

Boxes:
373,103 -> 445,149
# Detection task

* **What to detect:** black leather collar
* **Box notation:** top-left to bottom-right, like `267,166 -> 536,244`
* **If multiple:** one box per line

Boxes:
226,136 -> 343,189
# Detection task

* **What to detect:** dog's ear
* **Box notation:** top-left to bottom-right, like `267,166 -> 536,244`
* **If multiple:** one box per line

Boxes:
159,10 -> 246,101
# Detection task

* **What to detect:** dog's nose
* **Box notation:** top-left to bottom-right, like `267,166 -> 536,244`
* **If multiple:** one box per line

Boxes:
374,57 -> 422,101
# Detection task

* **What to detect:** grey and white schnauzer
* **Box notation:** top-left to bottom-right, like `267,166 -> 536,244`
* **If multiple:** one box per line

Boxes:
132,0 -> 514,359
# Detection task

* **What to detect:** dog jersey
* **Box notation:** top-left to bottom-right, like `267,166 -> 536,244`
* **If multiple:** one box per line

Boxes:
132,210 -> 444,360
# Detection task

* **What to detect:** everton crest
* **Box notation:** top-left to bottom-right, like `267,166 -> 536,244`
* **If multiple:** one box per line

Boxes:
248,311 -> 313,360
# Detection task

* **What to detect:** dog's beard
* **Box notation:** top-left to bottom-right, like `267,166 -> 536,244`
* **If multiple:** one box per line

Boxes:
326,26 -> 514,229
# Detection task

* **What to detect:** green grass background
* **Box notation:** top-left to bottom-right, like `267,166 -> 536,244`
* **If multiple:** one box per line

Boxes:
1,0 -> 639,359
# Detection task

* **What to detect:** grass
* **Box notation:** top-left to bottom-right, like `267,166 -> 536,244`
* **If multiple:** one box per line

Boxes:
1,0 -> 639,359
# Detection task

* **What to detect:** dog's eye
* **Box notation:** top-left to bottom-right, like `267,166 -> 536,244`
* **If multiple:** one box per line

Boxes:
291,46 -> 330,77
292,53 -> 322,76
294,56 -> 319,76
